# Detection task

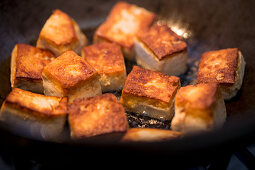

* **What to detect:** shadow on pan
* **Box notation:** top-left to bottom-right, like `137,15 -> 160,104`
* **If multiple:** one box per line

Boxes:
0,0 -> 255,168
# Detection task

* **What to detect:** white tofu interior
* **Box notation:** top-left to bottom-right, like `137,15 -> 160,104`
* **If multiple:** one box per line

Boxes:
67,78 -> 102,103
124,99 -> 174,120
42,73 -> 102,103
134,38 -> 187,76
100,72 -> 126,92
0,105 -> 66,142
220,51 -> 245,100
171,95 -> 226,134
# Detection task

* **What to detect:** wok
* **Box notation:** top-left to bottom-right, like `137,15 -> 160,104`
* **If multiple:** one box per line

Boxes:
0,0 -> 255,168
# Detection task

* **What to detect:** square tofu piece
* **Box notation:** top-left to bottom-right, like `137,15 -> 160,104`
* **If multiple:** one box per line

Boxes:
121,128 -> 182,142
68,93 -> 128,139
197,48 -> 245,100
171,83 -> 226,134
0,88 -> 67,141
37,9 -> 88,56
120,66 -> 180,120
82,42 -> 126,92
10,44 -> 56,93
94,2 -> 156,60
42,51 -> 102,103
134,24 -> 187,76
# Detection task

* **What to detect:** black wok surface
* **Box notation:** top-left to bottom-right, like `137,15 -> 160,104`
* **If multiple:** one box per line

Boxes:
0,0 -> 255,168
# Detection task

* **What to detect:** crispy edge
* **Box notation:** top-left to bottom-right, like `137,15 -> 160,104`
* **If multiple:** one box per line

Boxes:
94,1 -> 156,49
2,88 -> 67,118
42,51 -> 98,91
121,66 -> 180,104
82,42 -> 126,74
138,24 -> 187,60
197,48 -> 239,84
68,93 -> 128,138
15,43 -> 55,80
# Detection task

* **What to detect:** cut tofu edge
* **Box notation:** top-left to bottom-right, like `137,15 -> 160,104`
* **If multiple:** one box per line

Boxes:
134,38 -> 187,75
220,51 -> 245,100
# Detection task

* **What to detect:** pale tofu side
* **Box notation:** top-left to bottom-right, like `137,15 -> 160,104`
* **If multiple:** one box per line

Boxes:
134,37 -> 187,76
82,42 -> 127,92
120,66 -> 180,120
134,24 -> 187,75
0,88 -> 67,141
68,93 -> 128,139
42,51 -> 102,103
220,51 -> 245,100
36,9 -> 88,56
94,2 -> 156,61
121,128 -> 182,142
171,84 -> 226,134
10,44 -> 56,94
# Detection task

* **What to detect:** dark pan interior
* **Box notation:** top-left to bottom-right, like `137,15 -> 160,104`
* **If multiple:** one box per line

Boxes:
0,0 -> 255,166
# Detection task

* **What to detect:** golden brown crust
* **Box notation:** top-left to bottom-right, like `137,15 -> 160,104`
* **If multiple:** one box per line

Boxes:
82,42 -> 125,75
175,83 -> 218,110
121,128 -> 182,142
122,66 -> 180,104
95,1 -> 156,49
42,51 -> 98,90
197,48 -> 238,84
68,93 -> 128,138
38,9 -> 77,46
4,88 -> 67,117
15,44 -> 55,80
138,24 -> 187,60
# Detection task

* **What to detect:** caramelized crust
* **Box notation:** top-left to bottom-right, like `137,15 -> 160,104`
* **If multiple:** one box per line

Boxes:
95,1 -> 156,49
68,93 -> 128,138
15,44 -> 55,79
175,83 -> 218,110
197,48 -> 238,84
43,51 -> 98,90
122,66 -> 179,104
138,24 -> 187,60
122,128 -> 182,142
38,9 -> 77,46
4,88 -> 67,117
82,42 -> 125,74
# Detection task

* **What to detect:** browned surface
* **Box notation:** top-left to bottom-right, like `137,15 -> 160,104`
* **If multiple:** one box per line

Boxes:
95,1 -> 156,49
42,51 -> 97,90
197,48 -> 238,84
82,42 -> 125,75
15,44 -> 55,80
68,93 -> 128,138
3,88 -> 67,117
175,83 -> 218,110
122,128 -> 182,142
122,66 -> 180,104
138,24 -> 187,60
38,9 -> 77,46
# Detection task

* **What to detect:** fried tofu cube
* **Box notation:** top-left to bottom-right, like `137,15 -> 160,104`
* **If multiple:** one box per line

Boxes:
120,66 -> 180,120
42,51 -> 101,103
134,24 -> 187,76
171,83 -> 226,134
94,2 -> 156,60
10,44 -> 56,93
0,88 -> 67,141
197,48 -> 245,100
121,128 -> 182,142
37,9 -> 88,56
82,42 -> 126,92
68,93 -> 128,139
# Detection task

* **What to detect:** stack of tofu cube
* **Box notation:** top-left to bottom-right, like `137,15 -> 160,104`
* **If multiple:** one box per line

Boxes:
0,1 -> 246,142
